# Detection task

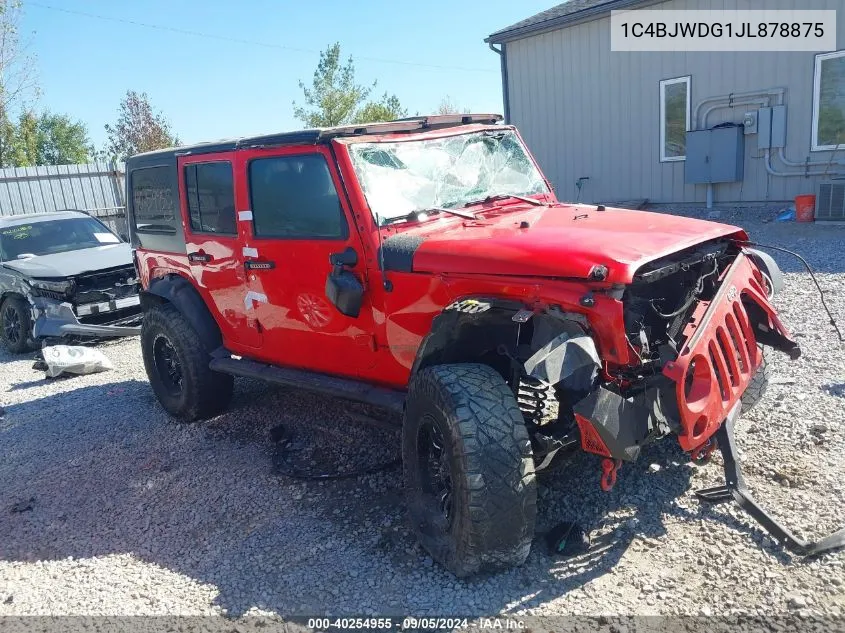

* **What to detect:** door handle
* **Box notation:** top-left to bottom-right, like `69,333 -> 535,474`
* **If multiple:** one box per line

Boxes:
245,260 -> 276,271
188,252 -> 213,263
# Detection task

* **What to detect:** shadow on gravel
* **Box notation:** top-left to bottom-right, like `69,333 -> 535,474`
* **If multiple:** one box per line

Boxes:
0,376 -> 794,617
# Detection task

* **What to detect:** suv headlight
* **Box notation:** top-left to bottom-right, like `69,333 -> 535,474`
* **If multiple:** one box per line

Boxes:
28,278 -> 75,297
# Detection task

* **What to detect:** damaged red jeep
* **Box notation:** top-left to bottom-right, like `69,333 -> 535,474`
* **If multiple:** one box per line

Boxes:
127,114 -> 844,576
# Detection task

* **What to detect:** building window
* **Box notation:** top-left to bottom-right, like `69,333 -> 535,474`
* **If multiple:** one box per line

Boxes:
660,76 -> 691,162
185,161 -> 237,235
131,166 -> 177,234
249,154 -> 347,239
813,50 -> 845,152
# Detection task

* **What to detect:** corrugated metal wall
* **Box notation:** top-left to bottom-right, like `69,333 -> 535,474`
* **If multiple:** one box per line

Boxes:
504,0 -> 845,205
0,162 -> 127,234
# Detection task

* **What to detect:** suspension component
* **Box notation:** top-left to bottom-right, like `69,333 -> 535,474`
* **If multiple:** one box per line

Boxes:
517,375 -> 549,426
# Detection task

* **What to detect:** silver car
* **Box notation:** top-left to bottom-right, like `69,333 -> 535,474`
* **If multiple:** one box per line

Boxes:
0,210 -> 142,353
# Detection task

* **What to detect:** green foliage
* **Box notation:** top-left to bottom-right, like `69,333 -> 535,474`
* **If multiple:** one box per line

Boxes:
817,106 -> 845,148
0,111 -> 91,167
354,94 -> 407,124
104,90 -> 179,161
293,43 -> 406,128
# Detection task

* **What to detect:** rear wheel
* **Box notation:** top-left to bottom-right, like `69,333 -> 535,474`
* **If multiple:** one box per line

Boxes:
403,363 -> 537,577
1,296 -> 36,354
141,303 -> 233,420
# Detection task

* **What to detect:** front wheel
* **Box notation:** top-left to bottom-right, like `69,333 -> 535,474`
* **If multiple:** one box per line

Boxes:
141,303 -> 233,421
403,363 -> 537,577
1,296 -> 36,354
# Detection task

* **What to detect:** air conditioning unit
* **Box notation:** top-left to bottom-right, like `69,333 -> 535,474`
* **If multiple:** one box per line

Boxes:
816,181 -> 845,221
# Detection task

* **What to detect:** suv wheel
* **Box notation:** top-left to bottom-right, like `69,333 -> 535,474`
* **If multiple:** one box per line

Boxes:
1,296 -> 36,354
403,363 -> 537,577
141,303 -> 233,421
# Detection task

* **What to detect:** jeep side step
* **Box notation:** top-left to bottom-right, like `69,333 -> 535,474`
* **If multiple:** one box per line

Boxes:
209,352 -> 406,415
697,404 -> 845,556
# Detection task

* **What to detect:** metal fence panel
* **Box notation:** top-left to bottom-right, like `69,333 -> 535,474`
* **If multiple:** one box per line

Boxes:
0,161 -> 128,236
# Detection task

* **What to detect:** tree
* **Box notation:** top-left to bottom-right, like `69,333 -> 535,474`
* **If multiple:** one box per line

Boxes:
435,96 -> 468,115
293,43 -> 406,127
354,94 -> 407,124
104,90 -> 179,160
0,0 -> 39,167
36,112 -> 91,164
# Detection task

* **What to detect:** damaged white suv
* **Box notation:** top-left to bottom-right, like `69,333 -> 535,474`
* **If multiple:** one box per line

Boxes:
0,210 -> 142,353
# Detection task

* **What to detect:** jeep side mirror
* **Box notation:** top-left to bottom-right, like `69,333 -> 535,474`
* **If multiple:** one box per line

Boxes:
326,247 -> 363,318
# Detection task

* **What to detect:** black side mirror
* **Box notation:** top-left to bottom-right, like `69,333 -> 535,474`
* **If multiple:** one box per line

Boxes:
326,247 -> 363,318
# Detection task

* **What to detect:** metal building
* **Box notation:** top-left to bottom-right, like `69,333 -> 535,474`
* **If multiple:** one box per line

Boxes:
486,0 -> 845,211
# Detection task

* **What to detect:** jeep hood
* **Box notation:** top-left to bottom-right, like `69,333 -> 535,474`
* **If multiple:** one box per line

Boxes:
384,204 -> 746,285
1,244 -> 133,279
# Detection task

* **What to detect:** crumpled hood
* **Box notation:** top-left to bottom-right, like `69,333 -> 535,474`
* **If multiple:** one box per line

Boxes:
385,204 -> 746,285
1,244 -> 133,278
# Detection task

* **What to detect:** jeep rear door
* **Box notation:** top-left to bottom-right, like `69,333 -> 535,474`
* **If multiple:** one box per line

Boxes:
177,153 -> 261,350
232,145 -> 378,376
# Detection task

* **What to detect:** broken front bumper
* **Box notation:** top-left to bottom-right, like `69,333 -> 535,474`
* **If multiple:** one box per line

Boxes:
31,296 -> 142,339
662,251 -> 799,452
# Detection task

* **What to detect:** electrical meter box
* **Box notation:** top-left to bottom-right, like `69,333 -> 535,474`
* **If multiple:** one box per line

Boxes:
685,125 -> 745,184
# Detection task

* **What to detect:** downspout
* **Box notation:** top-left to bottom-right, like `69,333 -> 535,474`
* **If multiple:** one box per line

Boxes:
488,42 -> 510,123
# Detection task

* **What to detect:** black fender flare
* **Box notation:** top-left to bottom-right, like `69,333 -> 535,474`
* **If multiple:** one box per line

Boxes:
142,275 -> 222,351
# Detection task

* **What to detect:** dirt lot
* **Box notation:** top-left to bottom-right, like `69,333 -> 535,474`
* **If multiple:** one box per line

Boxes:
0,209 -> 843,619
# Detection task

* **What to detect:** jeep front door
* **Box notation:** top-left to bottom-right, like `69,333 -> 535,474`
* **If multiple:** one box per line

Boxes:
233,146 -> 377,376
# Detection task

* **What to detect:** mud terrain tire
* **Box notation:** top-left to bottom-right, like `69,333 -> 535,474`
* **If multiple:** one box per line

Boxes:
1,295 -> 36,354
741,347 -> 771,414
141,303 -> 233,421
403,363 -> 537,577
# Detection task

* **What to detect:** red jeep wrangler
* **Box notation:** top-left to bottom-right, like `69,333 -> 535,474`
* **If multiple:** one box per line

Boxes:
127,114 -> 842,576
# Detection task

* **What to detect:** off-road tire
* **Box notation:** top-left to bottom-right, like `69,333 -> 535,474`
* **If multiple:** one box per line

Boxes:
141,303 -> 233,421
741,347 -> 771,414
403,363 -> 537,577
1,295 -> 36,354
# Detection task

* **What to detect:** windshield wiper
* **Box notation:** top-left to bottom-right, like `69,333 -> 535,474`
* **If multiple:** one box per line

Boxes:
380,207 -> 476,226
464,193 -> 544,208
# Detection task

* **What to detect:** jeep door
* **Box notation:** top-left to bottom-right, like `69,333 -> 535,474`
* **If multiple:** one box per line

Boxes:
233,145 -> 377,376
177,153 -> 261,350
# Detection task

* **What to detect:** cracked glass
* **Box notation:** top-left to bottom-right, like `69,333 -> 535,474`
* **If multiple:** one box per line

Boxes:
347,129 -> 548,225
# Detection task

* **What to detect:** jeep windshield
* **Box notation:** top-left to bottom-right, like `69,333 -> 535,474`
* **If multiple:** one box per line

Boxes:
347,129 -> 549,226
0,217 -> 120,260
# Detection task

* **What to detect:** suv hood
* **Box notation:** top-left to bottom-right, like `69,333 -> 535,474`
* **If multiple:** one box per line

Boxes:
386,204 -> 746,285
1,243 -> 133,279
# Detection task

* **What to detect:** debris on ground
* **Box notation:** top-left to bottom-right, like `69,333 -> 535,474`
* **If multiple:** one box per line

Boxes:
9,498 -> 34,514
39,345 -> 113,378
546,521 -> 591,556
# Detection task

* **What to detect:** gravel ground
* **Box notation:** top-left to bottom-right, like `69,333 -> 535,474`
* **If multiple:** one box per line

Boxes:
0,207 -> 844,620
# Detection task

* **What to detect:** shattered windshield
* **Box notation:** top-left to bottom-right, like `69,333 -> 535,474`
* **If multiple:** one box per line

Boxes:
347,129 -> 548,225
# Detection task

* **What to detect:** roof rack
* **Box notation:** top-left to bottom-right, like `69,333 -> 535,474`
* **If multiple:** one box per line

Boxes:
318,113 -> 503,140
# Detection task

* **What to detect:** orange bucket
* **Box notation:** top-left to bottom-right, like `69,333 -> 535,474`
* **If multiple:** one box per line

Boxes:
794,194 -> 816,222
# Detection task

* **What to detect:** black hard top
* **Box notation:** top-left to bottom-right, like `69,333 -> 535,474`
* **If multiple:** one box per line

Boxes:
126,114 -> 503,169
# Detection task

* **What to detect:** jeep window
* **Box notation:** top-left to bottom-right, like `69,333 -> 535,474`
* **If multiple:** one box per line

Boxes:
249,154 -> 346,239
0,217 -> 119,260
131,166 -> 178,234
185,161 -> 237,235
347,129 -> 548,225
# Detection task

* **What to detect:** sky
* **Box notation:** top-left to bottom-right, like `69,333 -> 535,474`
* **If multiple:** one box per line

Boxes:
19,0 -> 554,149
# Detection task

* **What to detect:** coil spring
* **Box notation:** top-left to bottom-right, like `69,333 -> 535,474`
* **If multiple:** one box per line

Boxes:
517,375 -> 549,426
